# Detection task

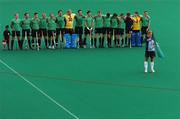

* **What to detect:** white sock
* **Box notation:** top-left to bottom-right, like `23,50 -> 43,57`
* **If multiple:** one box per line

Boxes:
144,61 -> 148,72
151,62 -> 155,72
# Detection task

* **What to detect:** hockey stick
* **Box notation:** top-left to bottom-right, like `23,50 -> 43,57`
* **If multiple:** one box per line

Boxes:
105,31 -> 108,48
89,27 -> 92,48
14,32 -> 18,50
36,32 -> 39,51
24,32 -> 28,49
129,32 -> 132,48
41,31 -> 45,48
112,29 -> 115,41
59,30 -> 64,48
53,32 -> 56,49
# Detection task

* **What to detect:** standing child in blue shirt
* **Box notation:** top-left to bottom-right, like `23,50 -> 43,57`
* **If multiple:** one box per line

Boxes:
144,31 -> 156,73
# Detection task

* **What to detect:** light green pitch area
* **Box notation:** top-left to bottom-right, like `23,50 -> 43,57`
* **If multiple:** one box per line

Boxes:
0,0 -> 180,119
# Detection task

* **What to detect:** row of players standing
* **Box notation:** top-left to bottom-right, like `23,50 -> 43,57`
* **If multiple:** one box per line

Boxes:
3,9 -> 150,50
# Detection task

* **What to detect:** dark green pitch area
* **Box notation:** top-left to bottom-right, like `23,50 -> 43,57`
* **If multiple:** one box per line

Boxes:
0,0 -> 180,119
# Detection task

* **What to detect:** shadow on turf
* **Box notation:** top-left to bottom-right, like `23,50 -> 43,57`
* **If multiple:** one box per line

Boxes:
0,71 -> 180,92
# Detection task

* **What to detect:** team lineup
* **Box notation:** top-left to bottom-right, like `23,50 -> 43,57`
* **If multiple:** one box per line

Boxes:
2,9 -> 156,73
2,9 -> 151,49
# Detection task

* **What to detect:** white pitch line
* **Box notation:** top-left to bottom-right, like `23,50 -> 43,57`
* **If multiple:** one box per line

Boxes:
0,59 -> 80,119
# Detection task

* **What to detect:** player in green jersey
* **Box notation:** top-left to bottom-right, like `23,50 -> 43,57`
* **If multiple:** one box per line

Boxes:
39,13 -> 48,48
20,12 -> 32,49
117,13 -> 125,47
56,10 -> 65,47
74,10 -> 85,48
84,10 -> 94,48
30,12 -> 40,49
110,13 -> 119,47
10,13 -> 22,50
94,11 -> 104,48
47,13 -> 56,49
103,12 -> 111,48
141,11 -> 151,44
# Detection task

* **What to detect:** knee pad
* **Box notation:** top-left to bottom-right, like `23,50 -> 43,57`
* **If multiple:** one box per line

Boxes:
71,34 -> 78,48
64,34 -> 71,48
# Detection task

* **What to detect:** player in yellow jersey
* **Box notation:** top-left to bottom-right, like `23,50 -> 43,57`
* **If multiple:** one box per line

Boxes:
64,9 -> 76,34
131,11 -> 141,47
